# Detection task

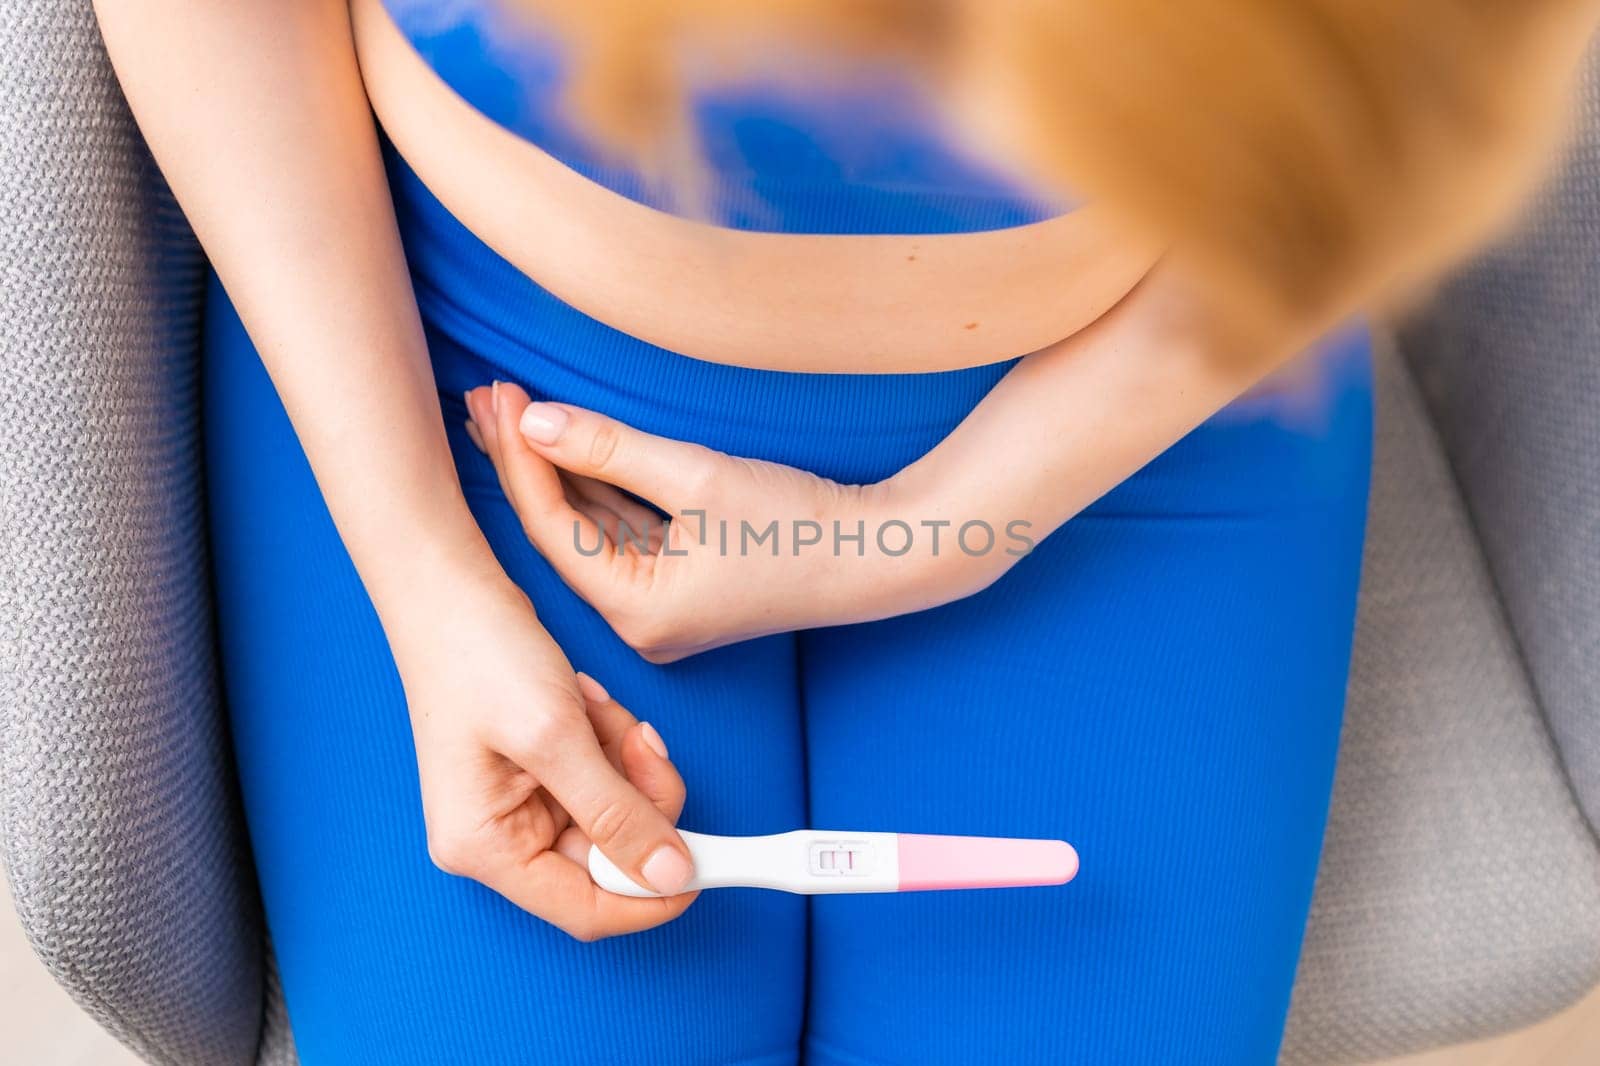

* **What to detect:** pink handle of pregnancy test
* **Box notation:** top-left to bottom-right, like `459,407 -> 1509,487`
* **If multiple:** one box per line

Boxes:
896,834 -> 1079,892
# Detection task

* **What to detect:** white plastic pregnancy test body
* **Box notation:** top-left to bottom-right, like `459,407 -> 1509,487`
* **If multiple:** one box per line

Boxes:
588,830 -> 1079,897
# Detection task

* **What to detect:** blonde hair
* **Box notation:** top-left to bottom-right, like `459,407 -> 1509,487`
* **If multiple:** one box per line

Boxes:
521,0 -> 1600,345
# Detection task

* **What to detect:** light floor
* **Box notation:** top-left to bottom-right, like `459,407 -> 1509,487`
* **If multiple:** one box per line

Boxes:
1378,991 -> 1600,1066
3,871 -> 1597,1064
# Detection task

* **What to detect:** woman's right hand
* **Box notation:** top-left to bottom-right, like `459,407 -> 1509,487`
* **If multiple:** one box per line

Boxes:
384,573 -> 699,940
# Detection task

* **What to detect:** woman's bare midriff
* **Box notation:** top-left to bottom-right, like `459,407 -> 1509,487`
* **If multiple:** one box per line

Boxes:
350,0 -> 1157,374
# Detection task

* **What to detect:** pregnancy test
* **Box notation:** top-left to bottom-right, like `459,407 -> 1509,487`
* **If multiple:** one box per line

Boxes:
588,829 -> 1078,897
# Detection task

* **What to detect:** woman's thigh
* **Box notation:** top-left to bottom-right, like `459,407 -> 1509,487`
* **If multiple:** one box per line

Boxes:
799,333 -> 1373,1065
204,278 -> 807,1066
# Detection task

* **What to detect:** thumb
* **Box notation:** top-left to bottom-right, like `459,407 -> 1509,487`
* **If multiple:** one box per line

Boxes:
517,400 -> 719,512
525,718 -> 696,897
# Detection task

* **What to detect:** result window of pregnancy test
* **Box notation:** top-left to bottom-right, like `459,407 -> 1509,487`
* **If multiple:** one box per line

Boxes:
810,841 -> 874,876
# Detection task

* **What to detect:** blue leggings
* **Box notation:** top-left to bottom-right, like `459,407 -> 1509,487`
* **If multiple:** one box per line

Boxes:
203,221 -> 1371,1062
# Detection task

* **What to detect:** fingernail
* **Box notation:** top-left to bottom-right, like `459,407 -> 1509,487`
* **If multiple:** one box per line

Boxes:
520,401 -> 568,445
574,671 -> 610,704
642,845 -> 694,895
639,721 -> 669,759
491,380 -> 502,416
464,419 -> 485,453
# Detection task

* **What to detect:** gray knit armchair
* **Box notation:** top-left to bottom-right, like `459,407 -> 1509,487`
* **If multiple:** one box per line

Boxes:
3,6 -> 1598,1065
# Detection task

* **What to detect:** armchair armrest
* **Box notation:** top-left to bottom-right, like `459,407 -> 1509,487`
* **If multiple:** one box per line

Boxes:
1,4 -> 269,1063
1398,40 -> 1600,835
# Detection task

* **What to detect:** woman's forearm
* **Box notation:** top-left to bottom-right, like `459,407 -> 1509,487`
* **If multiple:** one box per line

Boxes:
93,0 -> 500,621
889,272 -> 1299,591
448,267 -> 1304,659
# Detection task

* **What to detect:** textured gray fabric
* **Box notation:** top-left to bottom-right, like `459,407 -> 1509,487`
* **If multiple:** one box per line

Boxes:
1398,44 -> 1600,834
256,939 -> 298,1066
0,3 -> 274,1064
1281,341 -> 1600,1064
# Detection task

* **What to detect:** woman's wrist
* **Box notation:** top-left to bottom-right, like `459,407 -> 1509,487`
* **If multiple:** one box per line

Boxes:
834,472 -> 1019,622
355,497 -> 530,644
379,565 -> 543,686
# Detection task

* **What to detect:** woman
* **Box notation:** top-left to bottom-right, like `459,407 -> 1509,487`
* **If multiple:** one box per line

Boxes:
95,1 -> 1597,1063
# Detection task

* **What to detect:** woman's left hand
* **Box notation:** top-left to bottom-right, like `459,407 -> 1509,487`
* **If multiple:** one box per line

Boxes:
464,382 -> 1012,662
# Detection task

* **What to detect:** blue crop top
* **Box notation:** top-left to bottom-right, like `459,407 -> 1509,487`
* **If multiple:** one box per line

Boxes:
382,0 -> 1064,236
